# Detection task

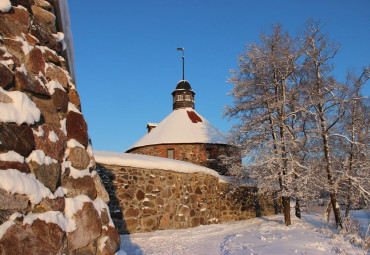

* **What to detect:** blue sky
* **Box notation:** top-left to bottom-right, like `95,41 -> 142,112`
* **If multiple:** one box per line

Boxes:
67,0 -> 370,152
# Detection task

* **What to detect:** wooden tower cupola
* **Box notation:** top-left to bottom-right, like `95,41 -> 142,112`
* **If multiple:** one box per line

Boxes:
171,80 -> 195,110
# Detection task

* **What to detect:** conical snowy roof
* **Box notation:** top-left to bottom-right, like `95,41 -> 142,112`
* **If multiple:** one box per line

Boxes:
126,108 -> 228,152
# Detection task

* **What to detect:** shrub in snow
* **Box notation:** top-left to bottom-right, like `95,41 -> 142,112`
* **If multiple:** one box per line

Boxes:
338,216 -> 363,247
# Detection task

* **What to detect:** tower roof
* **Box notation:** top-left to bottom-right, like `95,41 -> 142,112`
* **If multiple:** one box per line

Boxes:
175,80 -> 192,90
126,108 -> 228,152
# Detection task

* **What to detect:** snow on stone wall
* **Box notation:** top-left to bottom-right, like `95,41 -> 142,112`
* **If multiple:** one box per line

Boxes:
95,153 -> 281,234
0,1 -> 119,254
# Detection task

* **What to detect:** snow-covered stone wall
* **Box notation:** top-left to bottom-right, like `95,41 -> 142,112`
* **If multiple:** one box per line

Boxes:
128,143 -> 232,174
96,153 -> 280,234
0,1 -> 119,254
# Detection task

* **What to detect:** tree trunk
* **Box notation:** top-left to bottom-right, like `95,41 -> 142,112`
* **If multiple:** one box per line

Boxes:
325,200 -> 331,221
319,107 -> 343,228
345,178 -> 351,218
283,196 -> 291,226
295,198 -> 301,218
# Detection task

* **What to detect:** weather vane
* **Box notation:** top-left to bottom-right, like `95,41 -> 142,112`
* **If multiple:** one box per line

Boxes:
177,47 -> 185,80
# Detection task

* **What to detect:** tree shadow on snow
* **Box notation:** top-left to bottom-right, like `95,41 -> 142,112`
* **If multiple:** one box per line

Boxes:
257,216 -> 284,225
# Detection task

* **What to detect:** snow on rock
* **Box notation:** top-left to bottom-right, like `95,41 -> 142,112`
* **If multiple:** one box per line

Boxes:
26,150 -> 58,165
22,211 -> 70,232
60,118 -> 67,135
0,221 -> 14,240
0,150 -> 24,163
93,198 -> 114,227
64,195 -> 91,232
67,102 -> 81,114
0,169 -> 54,204
0,46 -> 12,58
52,32 -> 64,43
54,186 -> 67,197
67,139 -> 85,149
0,87 -> 41,125
45,80 -> 66,95
1,59 -> 14,69
0,0 -> 11,13
92,198 -> 106,218
99,236 -> 109,252
32,125 -> 44,137
14,38 -> 33,56
94,151 -> 221,178
64,195 -> 107,232
48,130 -> 59,143
61,160 -> 94,179
126,108 -> 228,151
86,144 -> 93,157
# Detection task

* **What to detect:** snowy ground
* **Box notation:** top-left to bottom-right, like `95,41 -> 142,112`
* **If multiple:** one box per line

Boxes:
117,212 -> 369,255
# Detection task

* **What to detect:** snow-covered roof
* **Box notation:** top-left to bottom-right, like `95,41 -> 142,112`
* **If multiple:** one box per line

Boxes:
94,150 -> 221,178
126,108 -> 228,151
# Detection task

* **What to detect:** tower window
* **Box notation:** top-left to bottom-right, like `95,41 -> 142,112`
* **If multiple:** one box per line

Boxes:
167,149 -> 174,159
177,95 -> 183,101
206,148 -> 216,160
185,95 -> 191,101
206,149 -> 211,159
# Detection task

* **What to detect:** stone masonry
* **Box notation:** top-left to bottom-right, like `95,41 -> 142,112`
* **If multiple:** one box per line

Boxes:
129,143 -> 234,175
97,163 -> 280,234
0,1 -> 119,254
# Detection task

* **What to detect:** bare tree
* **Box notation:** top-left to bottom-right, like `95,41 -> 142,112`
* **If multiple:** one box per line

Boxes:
225,19 -> 368,229
299,19 -> 345,228
340,67 -> 370,217
225,24 -> 301,226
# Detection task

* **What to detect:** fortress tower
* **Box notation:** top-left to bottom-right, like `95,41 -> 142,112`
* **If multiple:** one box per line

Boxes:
126,80 -> 237,174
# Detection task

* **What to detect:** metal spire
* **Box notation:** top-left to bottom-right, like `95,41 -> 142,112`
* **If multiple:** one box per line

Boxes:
177,47 -> 185,80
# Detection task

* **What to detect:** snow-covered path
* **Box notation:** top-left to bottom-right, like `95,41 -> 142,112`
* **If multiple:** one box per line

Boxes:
118,213 -> 368,255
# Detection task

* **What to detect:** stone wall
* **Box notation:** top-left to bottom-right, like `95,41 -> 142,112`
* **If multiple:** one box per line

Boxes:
128,143 -> 234,174
0,1 -> 119,254
97,163 -> 280,234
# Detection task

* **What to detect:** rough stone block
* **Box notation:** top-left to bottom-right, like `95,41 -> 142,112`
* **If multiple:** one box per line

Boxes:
67,147 -> 90,170
0,63 -> 13,89
25,47 -> 45,75
31,5 -> 56,34
0,188 -> 29,214
27,160 -> 60,192
0,123 -> 35,156
15,69 -> 50,97
0,219 -> 64,254
97,226 -> 120,255
46,63 -> 68,89
93,174 -> 110,203
0,6 -> 31,38
67,202 -> 102,250
34,124 -> 67,161
0,160 -> 30,173
51,88 -> 68,112
32,98 -> 60,127
34,196 -> 64,213
66,111 -> 88,147
62,174 -> 97,200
